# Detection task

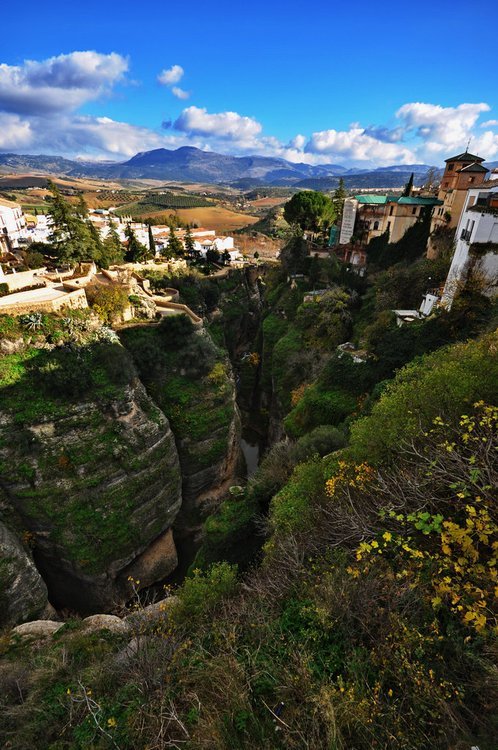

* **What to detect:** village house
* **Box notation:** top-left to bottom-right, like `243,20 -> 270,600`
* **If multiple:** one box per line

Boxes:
0,198 -> 27,250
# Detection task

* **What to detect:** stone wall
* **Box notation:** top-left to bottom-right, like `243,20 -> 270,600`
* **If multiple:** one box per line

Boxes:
0,288 -> 88,316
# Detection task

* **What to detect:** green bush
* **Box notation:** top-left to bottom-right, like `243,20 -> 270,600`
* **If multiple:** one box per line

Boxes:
284,385 -> 357,438
85,284 -> 129,324
349,330 -> 498,465
171,562 -> 238,626
293,424 -> 347,460
157,313 -> 194,346
268,457 -> 328,537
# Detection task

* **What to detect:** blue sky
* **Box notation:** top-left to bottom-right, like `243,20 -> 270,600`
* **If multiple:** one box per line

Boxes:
1,0 -> 497,166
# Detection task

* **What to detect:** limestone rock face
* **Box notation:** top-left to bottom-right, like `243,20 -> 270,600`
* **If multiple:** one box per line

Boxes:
120,325 -> 241,535
0,521 -> 52,629
119,527 -> 177,593
0,341 -> 183,614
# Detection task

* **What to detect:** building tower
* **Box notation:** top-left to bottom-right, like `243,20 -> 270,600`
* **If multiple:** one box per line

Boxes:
428,151 -> 489,257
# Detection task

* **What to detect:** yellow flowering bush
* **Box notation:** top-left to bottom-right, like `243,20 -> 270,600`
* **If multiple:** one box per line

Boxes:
346,403 -> 497,634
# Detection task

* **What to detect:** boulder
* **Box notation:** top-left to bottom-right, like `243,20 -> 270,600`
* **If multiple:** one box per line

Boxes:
82,614 -> 130,635
12,620 -> 64,638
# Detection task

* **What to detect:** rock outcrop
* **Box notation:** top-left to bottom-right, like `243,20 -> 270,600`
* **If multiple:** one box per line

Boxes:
0,521 -> 53,629
120,323 -> 241,536
0,337 -> 182,615
0,311 -> 242,625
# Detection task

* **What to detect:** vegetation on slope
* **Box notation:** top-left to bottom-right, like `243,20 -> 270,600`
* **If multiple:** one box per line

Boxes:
1,332 -> 496,749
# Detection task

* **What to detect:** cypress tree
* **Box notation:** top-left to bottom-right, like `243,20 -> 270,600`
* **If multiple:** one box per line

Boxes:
402,173 -> 414,197
148,224 -> 156,256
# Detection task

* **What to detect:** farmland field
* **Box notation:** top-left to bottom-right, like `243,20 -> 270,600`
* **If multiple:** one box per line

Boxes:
168,206 -> 259,231
135,205 -> 259,231
248,196 -> 287,209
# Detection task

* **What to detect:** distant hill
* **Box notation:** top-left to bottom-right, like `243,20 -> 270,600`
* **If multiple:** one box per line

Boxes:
294,171 -> 431,190
0,147 -> 435,189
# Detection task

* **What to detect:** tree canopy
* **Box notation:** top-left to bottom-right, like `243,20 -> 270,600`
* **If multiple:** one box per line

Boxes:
124,224 -> 149,263
47,183 -> 100,264
283,190 -> 336,233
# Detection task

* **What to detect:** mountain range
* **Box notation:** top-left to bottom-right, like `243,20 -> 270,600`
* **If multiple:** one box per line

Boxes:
1,146 -> 495,189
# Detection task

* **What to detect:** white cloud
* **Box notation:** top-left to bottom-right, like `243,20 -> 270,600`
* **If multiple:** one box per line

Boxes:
171,86 -> 190,100
0,112 -> 33,149
305,125 -> 416,166
1,54 -> 497,169
157,65 -> 184,86
0,51 -> 128,115
174,105 -> 262,144
396,102 -> 490,155
287,133 -> 306,150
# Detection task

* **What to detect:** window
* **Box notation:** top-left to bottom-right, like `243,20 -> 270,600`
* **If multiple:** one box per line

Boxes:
412,206 -> 417,215
448,163 -> 454,171
373,221 -> 379,230
387,221 -> 391,232
389,206 -> 394,216
468,177 -> 475,183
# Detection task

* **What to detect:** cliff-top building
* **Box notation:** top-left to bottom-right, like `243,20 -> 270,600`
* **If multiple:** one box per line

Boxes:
354,194 -> 442,246
428,151 -> 489,257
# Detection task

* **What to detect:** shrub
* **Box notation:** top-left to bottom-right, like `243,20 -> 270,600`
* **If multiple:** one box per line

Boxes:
39,346 -> 94,399
284,385 -> 357,438
349,330 -> 498,465
293,424 -> 347,461
171,562 -> 238,627
23,251 -> 46,269
86,284 -> 129,324
157,313 -> 194,346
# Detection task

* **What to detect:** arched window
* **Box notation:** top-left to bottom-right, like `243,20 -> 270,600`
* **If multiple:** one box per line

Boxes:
373,221 -> 379,230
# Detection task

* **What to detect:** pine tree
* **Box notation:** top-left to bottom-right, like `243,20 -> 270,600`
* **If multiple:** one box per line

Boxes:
47,182 -> 96,264
76,194 -> 89,218
167,226 -> 184,258
148,224 -> 156,257
402,173 -> 414,197
86,220 -> 105,265
206,246 -> 221,265
102,221 -> 124,267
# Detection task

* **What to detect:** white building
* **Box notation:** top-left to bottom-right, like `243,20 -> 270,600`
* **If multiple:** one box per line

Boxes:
0,198 -> 27,249
442,180 -> 498,307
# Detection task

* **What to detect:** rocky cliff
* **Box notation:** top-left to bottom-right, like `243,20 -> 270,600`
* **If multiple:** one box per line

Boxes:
0,311 -> 241,625
120,318 -> 241,539
0,320 -> 183,618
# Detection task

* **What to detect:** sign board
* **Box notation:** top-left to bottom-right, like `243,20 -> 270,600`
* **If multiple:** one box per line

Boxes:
339,198 -> 358,245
